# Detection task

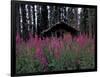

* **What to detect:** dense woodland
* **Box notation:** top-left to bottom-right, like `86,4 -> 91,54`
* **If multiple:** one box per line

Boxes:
15,3 -> 96,40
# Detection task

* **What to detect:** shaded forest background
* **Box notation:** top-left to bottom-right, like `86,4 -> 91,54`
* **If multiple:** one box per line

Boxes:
15,3 -> 96,40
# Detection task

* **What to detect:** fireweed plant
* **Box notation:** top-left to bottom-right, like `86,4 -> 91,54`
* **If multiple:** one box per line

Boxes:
16,32 -> 95,74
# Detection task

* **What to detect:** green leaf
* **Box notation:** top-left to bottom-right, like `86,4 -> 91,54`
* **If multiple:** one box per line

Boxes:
31,48 -> 35,54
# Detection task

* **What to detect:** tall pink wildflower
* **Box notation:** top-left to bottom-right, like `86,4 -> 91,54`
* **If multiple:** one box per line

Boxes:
28,35 -> 47,65
63,33 -> 72,43
16,32 -> 22,44
35,44 -> 47,65
76,35 -> 88,48
27,33 -> 34,48
49,37 -> 63,59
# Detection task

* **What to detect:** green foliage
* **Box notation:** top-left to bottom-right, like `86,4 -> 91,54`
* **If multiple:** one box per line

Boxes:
16,55 -> 35,74
79,50 -> 95,69
16,35 -> 95,74
31,47 -> 35,54
60,50 -> 78,70
16,55 -> 43,74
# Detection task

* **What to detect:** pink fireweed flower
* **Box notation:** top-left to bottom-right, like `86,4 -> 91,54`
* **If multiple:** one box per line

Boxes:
63,33 -> 72,43
28,35 -> 47,65
59,38 -> 64,49
16,32 -> 22,44
40,56 -> 48,65
54,47 -> 61,59
35,46 -> 48,65
76,35 -> 89,48
27,34 -> 41,49
49,37 -> 63,59
35,47 -> 43,58
26,33 -> 35,48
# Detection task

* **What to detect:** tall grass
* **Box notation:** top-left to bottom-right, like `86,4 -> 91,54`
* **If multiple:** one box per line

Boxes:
16,33 -> 95,74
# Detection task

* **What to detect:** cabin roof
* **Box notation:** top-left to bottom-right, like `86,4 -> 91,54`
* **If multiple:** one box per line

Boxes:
41,21 -> 80,34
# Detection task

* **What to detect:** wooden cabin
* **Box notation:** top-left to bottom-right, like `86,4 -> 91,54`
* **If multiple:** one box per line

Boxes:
41,22 -> 80,38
